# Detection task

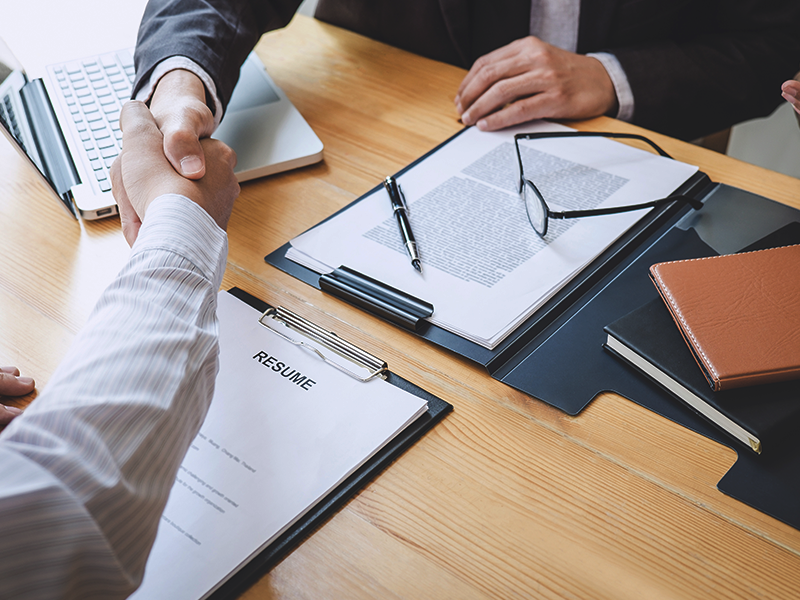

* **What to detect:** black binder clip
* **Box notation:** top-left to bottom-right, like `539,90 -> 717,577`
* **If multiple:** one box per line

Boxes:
259,306 -> 388,382
319,266 -> 434,332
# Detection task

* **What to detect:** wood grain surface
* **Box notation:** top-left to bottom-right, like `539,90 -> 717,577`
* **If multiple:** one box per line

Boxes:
1,15 -> 798,599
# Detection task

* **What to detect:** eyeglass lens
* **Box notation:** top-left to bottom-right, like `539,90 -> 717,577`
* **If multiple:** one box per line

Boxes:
521,179 -> 547,236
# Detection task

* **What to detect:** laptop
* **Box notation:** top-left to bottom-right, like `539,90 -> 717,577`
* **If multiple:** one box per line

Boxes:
0,45 -> 323,220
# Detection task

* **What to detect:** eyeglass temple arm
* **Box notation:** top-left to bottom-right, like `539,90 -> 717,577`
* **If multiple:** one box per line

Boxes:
549,194 -> 702,220
514,136 -> 526,190
514,131 -> 672,158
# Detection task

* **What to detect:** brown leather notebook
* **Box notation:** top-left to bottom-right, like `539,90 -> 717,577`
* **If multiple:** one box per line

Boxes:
649,244 -> 800,392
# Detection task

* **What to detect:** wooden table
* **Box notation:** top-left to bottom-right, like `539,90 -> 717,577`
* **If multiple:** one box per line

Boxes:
2,15 -> 800,599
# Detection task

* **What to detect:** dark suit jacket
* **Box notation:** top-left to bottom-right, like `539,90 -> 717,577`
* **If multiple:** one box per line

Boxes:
133,0 -> 800,140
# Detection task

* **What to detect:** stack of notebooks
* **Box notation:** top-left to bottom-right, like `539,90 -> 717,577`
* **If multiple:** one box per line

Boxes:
604,244 -> 800,454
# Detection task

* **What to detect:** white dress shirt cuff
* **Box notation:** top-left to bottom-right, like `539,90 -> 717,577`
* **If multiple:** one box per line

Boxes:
133,194 -> 229,290
586,52 -> 635,123
135,57 -> 224,130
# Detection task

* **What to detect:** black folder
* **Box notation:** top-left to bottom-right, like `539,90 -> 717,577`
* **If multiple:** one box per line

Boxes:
209,288 -> 452,600
264,129 -> 800,531
266,128 -> 718,408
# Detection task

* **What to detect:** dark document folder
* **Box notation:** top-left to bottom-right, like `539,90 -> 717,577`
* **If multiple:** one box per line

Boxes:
265,128 -> 800,531
266,127 -> 715,413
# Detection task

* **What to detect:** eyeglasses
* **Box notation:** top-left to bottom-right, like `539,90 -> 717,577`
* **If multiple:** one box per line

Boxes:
514,131 -> 702,237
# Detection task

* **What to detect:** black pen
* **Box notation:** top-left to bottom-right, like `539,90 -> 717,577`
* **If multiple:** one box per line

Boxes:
384,175 -> 422,273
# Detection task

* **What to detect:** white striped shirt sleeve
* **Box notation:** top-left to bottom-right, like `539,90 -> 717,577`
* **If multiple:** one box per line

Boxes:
0,194 -> 228,599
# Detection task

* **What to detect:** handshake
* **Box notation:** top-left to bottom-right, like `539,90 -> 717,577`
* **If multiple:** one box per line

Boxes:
1,69 -> 239,425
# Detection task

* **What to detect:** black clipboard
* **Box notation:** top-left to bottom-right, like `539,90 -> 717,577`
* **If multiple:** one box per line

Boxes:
208,288 -> 452,599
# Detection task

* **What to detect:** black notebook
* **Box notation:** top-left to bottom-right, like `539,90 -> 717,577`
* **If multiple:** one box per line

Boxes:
604,298 -> 800,454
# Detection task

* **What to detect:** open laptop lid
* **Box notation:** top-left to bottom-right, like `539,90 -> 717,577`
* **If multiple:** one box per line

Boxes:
2,0 -> 324,221
214,53 -> 324,181
0,41 -> 78,218
3,47 -> 325,221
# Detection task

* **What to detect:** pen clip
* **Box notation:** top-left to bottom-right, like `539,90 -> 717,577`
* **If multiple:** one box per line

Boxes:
384,176 -> 410,215
397,183 -> 410,215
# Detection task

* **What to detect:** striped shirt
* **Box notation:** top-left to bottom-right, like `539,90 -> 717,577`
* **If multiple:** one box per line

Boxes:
0,194 -> 228,599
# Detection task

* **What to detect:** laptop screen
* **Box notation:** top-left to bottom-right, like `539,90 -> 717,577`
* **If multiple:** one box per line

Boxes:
0,41 -> 79,217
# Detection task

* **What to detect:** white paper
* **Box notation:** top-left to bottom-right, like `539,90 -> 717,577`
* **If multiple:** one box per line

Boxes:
131,292 -> 428,599
288,121 -> 698,348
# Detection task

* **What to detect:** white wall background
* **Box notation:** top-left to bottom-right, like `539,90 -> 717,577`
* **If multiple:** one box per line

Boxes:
728,103 -> 800,179
297,0 -> 318,17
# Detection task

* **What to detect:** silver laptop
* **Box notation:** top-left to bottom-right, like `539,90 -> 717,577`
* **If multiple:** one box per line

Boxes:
0,46 -> 323,220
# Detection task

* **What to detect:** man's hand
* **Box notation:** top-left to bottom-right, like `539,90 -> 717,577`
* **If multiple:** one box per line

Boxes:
781,79 -> 800,116
454,36 -> 618,131
110,100 -> 239,246
149,69 -> 216,179
0,366 -> 33,425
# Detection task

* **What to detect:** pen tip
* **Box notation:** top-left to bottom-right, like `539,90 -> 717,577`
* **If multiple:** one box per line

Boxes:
413,260 -> 422,273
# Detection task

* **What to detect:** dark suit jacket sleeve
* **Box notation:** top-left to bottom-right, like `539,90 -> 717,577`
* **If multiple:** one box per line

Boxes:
133,0 -> 303,113
599,0 -> 800,140
317,0 -> 800,141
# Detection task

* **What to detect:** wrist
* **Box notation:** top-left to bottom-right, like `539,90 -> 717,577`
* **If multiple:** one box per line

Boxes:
587,52 -> 634,122
151,69 -> 207,114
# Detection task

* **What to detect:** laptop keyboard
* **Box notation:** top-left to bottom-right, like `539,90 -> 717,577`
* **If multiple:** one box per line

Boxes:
0,93 -> 28,153
49,50 -> 135,192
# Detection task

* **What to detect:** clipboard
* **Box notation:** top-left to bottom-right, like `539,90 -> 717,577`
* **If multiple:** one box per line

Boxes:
213,288 -> 452,600
264,128 -> 800,532
131,287 -> 452,600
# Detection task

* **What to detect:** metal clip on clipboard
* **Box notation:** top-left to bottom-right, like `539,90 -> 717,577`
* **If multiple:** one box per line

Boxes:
258,305 -> 388,382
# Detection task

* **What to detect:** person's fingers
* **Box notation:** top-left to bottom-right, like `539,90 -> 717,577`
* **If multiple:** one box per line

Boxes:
455,40 -> 529,101
0,369 -> 35,397
784,94 -> 800,116
781,80 -> 800,95
0,367 -> 27,425
0,404 -> 23,426
190,137 -> 240,230
459,46 -> 616,130
460,69 -> 548,126
472,93 -> 557,131
472,81 -> 612,132
456,57 -> 526,117
459,61 -> 536,125
456,38 -> 547,116
781,80 -> 800,116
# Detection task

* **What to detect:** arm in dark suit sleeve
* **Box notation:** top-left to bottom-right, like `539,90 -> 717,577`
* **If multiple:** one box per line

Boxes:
607,0 -> 800,141
133,0 -> 303,113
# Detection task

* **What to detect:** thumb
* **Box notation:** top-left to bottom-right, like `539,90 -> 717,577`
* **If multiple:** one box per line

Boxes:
164,127 -> 207,179
148,69 -> 215,179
